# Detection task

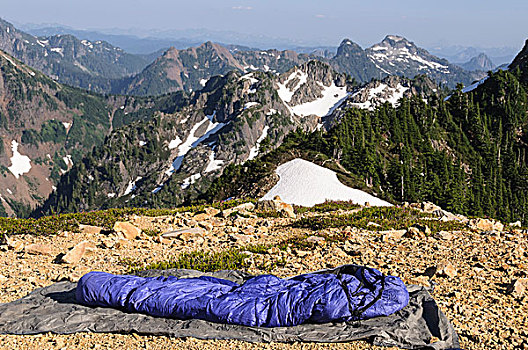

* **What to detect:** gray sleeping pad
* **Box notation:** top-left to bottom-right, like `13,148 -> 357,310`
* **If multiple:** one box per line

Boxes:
0,266 -> 460,349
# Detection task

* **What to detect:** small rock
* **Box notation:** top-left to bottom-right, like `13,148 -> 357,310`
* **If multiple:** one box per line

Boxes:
233,202 -> 256,212
295,250 -> 309,257
193,213 -> 210,222
24,244 -> 53,256
229,233 -> 253,244
0,275 -> 7,283
436,231 -> 453,240
381,229 -> 407,241
100,239 -> 115,249
408,224 -> 430,236
276,201 -> 296,218
5,236 -> 23,251
113,222 -> 142,240
199,221 -> 214,231
509,221 -> 522,228
209,218 -> 226,227
162,227 -> 206,239
267,247 -> 280,254
204,207 -> 221,216
437,261 -> 457,278
157,236 -> 172,245
115,238 -> 128,249
61,241 -> 96,265
421,202 -> 442,213
306,236 -> 326,244
508,278 -> 528,296
79,224 -> 104,235
367,222 -> 381,228
406,226 -> 421,236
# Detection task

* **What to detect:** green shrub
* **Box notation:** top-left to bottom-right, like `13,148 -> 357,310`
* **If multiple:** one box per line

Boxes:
293,206 -> 467,234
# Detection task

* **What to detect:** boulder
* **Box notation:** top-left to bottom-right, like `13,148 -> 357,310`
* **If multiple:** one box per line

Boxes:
222,203 -> 256,217
5,236 -> 23,251
79,224 -> 104,235
204,207 -> 221,217
381,229 -> 407,242
61,241 -> 96,265
24,244 -> 52,256
508,278 -> 528,296
256,197 -> 296,218
113,222 -> 142,240
437,261 -> 457,278
162,227 -> 206,241
469,218 -> 504,232
435,231 -> 454,240
306,236 -> 326,244
193,213 -> 211,222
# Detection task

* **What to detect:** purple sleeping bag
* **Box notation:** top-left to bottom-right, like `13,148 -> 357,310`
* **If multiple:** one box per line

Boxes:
76,266 -> 409,327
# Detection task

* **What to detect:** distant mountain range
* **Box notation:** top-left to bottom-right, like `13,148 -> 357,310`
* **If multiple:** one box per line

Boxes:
1,18 -> 487,97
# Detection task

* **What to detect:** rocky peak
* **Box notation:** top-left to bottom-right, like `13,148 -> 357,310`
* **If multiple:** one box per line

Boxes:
460,53 -> 494,72
335,39 -> 364,57
375,35 -> 417,52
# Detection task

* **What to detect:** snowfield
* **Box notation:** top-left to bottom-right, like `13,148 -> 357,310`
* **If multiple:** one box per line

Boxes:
8,141 -> 32,179
248,125 -> 269,161
351,83 -> 409,110
277,69 -> 350,118
261,158 -> 392,207
290,82 -> 349,117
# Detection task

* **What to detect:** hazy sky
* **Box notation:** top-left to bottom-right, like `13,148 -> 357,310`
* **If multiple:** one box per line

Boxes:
1,0 -> 527,48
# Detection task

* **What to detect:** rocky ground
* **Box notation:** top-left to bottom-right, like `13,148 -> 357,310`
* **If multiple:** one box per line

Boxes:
0,201 -> 527,350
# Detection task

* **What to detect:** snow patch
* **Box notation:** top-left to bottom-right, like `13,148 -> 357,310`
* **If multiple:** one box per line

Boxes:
247,125 -> 269,161
50,47 -> 64,56
244,102 -> 259,109
62,122 -> 72,130
81,40 -> 94,49
290,82 -> 349,117
139,141 -> 147,146
277,69 -> 308,103
107,193 -> 116,198
261,158 -> 392,207
166,112 -> 225,175
124,176 -> 142,196
200,78 -> 208,87
8,141 -> 31,179
152,185 -> 163,194
168,136 -> 182,150
181,173 -> 201,189
1,53 -> 17,67
240,73 -> 259,84
205,151 -> 224,173
351,83 -> 408,110
62,155 -> 73,167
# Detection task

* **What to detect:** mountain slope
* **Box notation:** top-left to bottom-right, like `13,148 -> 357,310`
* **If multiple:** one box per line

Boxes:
0,50 -> 113,216
116,42 -> 310,96
0,18 -> 150,93
35,61 -> 445,215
